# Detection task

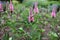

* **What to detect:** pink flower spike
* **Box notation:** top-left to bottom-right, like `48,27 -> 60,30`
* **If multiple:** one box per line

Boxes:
51,9 -> 56,18
9,0 -> 14,12
28,7 -> 34,22
0,2 -> 3,12
33,2 -> 39,13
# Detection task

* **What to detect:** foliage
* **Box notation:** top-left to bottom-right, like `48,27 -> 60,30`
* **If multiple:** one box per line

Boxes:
0,0 -> 60,40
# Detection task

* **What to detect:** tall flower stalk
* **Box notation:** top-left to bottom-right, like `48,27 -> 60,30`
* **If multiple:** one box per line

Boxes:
51,8 -> 56,18
9,0 -> 14,13
28,7 -> 34,22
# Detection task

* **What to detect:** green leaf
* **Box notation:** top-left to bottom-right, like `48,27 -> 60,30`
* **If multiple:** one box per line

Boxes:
3,32 -> 9,40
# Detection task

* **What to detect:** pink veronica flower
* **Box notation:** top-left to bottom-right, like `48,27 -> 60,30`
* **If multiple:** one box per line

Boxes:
0,2 -> 3,12
51,8 -> 56,18
9,0 -> 14,12
28,7 -> 34,22
34,2 -> 39,13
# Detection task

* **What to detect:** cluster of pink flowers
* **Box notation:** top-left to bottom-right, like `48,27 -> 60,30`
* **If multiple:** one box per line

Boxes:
28,7 -> 34,22
28,1 -> 39,22
0,0 -> 57,23
0,0 -> 14,12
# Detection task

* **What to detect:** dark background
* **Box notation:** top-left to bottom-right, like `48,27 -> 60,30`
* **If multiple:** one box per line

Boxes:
0,0 -> 24,3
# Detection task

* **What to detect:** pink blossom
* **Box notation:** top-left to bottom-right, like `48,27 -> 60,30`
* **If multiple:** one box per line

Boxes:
0,2 -> 3,12
28,7 -> 34,22
33,2 -> 39,13
51,8 -> 56,18
9,0 -> 14,12
28,16 -> 34,22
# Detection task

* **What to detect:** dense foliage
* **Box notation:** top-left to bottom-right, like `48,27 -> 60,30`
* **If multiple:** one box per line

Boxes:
0,0 -> 60,40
